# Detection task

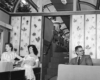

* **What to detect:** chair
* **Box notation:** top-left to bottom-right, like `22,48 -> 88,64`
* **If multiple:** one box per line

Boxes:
92,59 -> 100,66
57,64 -> 100,80
0,62 -> 13,72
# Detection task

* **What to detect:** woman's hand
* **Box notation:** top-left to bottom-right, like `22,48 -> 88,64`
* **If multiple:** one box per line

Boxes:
10,59 -> 15,64
21,61 -> 25,67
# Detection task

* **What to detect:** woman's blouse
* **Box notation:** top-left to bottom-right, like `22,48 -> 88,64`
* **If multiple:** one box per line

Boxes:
1,52 -> 18,62
23,55 -> 38,66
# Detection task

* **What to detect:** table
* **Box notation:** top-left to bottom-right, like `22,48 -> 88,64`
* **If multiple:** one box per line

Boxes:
0,67 -> 41,80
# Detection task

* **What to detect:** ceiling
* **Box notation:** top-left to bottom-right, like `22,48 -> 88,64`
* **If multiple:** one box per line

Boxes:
44,0 -> 99,30
50,0 -> 73,11
0,0 -> 98,12
0,0 -> 99,30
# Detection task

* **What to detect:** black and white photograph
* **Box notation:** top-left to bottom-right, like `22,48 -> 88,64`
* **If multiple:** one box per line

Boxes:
0,0 -> 99,80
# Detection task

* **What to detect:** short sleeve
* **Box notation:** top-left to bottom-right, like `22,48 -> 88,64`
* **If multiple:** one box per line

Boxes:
1,52 -> 5,61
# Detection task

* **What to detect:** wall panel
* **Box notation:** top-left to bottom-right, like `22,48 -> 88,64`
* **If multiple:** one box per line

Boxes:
71,14 -> 97,59
85,14 -> 96,59
20,16 -> 31,56
30,16 -> 42,56
11,16 -> 42,57
10,17 -> 21,55
71,15 -> 84,58
97,14 -> 100,59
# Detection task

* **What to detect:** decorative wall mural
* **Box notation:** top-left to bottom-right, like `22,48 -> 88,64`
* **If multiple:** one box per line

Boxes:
30,16 -> 42,56
20,16 -> 31,56
97,14 -> 100,59
71,14 -> 97,59
10,17 -> 21,55
85,14 -> 96,58
11,16 -> 42,57
71,15 -> 84,58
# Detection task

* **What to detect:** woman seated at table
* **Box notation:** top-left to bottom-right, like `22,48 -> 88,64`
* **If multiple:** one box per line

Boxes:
1,43 -> 23,64
21,44 -> 39,80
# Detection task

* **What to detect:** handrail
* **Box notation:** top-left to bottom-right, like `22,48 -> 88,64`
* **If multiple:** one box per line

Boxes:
42,3 -> 53,12
77,0 -> 96,10
44,36 -> 54,55
79,1 -> 96,9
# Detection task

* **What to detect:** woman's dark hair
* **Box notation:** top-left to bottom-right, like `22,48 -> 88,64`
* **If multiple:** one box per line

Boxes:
14,48 -> 17,52
28,45 -> 38,55
5,43 -> 13,51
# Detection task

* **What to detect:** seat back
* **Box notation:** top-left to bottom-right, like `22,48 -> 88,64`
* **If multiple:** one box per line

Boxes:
92,59 -> 100,66
0,61 -> 13,72
57,64 -> 100,80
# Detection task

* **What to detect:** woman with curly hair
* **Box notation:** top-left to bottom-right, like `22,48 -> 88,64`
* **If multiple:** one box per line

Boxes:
21,45 -> 39,80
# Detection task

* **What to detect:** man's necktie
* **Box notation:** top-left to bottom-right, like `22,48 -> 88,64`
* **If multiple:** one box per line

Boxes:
78,57 -> 81,65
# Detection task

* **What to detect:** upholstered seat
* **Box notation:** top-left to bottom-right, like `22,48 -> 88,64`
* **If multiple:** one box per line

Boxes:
92,59 -> 100,66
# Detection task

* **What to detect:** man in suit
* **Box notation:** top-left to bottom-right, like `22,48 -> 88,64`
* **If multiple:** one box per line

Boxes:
70,45 -> 93,65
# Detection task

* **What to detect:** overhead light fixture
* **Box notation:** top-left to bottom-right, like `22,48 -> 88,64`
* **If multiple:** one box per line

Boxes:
21,0 -> 27,4
61,0 -> 67,5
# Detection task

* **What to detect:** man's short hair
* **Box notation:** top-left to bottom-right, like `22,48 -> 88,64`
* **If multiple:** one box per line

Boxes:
75,45 -> 82,51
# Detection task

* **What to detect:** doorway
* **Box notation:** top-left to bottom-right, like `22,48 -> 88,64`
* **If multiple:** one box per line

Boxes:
42,15 -> 70,80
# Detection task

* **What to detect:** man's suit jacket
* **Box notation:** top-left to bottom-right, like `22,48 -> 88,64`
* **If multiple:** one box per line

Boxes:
70,55 -> 93,65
